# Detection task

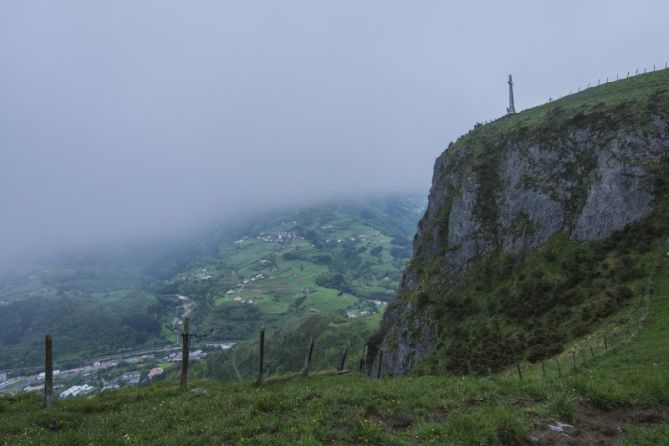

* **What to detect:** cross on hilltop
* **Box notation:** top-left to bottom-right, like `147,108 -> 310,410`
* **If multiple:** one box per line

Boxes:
507,74 -> 516,114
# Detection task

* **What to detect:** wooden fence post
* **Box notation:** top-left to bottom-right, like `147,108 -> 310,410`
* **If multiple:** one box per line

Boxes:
589,346 -> 595,359
467,360 -> 472,375
302,337 -> 314,376
555,357 -> 562,378
44,335 -> 53,409
376,350 -> 383,379
571,351 -> 577,372
337,344 -> 348,372
180,317 -> 190,391
516,362 -> 523,382
541,360 -> 546,380
256,326 -> 265,385
359,344 -> 368,373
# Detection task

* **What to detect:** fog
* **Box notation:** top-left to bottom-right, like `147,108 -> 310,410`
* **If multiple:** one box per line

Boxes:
1,1 -> 667,265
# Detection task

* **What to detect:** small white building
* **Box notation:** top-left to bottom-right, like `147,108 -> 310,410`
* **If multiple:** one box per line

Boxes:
0,372 -> 7,383
121,371 -> 141,385
60,384 -> 95,399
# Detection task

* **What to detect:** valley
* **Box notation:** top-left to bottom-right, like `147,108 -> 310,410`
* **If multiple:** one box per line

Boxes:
0,196 -> 426,385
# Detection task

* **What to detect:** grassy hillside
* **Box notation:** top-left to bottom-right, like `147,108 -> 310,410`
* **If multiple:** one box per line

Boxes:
188,201 -> 419,341
0,264 -> 171,371
2,246 -> 668,444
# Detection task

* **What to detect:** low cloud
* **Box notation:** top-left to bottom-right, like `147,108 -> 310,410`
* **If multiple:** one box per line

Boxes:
1,0 -> 667,265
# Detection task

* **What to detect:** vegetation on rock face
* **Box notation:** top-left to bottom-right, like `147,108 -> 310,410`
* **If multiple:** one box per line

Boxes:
372,68 -> 669,377
410,204 -> 666,375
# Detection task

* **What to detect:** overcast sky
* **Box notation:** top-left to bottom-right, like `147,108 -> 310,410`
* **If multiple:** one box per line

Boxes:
1,1 -> 668,264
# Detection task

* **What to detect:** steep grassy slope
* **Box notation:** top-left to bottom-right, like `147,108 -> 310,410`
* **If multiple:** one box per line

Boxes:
195,314 -> 379,382
2,248 -> 668,444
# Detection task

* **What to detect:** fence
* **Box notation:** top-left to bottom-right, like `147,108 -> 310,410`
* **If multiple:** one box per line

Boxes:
33,296 -> 650,409
34,242 -> 661,408
37,320 -> 361,408
544,62 -> 669,103
501,244 -> 657,384
478,62 -> 669,126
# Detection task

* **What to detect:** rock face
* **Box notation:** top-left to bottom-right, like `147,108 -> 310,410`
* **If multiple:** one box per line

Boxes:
371,97 -> 669,377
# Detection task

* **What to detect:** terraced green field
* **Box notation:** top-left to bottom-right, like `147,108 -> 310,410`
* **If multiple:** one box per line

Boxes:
181,201 -> 423,345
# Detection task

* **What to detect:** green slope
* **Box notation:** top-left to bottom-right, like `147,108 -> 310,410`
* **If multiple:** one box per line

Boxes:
175,196 -> 425,346
2,247 -> 668,444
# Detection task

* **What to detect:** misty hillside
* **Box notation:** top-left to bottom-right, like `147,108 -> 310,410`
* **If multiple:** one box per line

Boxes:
0,196 -> 424,372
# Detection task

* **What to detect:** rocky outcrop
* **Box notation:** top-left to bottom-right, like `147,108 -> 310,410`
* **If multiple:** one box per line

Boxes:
571,138 -> 657,240
371,95 -> 669,377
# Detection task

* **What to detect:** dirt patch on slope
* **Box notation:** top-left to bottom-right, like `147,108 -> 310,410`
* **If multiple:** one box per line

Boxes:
529,404 -> 668,445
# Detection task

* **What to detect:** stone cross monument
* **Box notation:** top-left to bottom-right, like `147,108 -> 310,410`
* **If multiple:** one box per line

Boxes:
507,74 -> 516,114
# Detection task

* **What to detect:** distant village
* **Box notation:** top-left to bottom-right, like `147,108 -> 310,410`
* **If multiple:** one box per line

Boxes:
0,341 -> 233,399
225,226 -> 394,320
345,300 -> 387,319
0,215 -> 405,399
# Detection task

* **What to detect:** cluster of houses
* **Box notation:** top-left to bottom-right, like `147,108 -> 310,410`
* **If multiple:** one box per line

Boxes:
0,345 -> 212,399
346,309 -> 372,319
60,384 -> 95,399
173,269 -> 213,282
224,271 -> 268,305
189,269 -> 212,281
163,349 -> 206,362
345,300 -> 387,320
256,231 -> 303,243
325,234 -> 368,244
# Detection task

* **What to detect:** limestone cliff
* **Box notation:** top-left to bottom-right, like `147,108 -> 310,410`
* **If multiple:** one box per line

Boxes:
370,70 -> 669,377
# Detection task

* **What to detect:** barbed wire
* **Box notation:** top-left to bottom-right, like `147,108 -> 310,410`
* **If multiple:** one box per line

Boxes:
478,61 -> 669,126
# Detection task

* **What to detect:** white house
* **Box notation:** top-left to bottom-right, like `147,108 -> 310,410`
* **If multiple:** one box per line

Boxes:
60,384 -> 95,399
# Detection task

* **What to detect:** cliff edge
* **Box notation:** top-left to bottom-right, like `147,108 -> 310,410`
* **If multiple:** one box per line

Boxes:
370,69 -> 669,377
